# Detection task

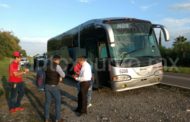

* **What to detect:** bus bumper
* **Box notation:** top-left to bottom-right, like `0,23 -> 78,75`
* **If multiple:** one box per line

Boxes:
112,75 -> 163,92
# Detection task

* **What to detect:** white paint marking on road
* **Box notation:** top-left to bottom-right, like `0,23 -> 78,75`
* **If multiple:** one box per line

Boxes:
164,75 -> 190,81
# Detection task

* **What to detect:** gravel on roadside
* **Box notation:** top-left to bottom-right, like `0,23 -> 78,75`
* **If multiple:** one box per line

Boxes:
0,77 -> 190,122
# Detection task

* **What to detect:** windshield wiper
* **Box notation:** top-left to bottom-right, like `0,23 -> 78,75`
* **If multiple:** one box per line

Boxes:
120,47 -> 145,66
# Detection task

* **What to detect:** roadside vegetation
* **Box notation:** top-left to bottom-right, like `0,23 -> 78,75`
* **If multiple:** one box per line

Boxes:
0,58 -> 10,97
160,36 -> 190,74
0,30 -> 27,60
164,67 -> 190,74
0,88 -> 3,97
0,58 -> 10,77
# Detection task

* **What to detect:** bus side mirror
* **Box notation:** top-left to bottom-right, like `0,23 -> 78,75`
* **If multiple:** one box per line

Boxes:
152,24 -> 170,42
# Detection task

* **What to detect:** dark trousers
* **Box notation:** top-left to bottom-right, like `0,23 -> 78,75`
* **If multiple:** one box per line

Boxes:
44,84 -> 61,120
9,82 -> 25,109
77,81 -> 90,113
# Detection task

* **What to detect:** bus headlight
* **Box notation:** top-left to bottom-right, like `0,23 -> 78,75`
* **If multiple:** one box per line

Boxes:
112,75 -> 131,82
154,70 -> 163,76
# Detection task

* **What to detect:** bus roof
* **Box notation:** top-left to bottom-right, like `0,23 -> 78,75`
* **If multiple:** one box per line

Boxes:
48,17 -> 151,42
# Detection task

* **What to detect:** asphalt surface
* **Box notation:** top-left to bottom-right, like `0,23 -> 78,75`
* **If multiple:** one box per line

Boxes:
162,72 -> 190,89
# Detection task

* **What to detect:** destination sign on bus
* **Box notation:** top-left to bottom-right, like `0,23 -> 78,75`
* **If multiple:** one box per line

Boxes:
111,23 -> 151,34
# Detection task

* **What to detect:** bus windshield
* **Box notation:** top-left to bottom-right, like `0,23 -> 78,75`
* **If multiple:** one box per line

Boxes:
109,22 -> 161,67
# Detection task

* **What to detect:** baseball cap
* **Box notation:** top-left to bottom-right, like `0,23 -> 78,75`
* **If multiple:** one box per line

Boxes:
13,51 -> 22,57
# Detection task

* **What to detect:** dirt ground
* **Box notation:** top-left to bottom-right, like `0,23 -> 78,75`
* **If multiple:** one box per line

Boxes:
0,74 -> 190,122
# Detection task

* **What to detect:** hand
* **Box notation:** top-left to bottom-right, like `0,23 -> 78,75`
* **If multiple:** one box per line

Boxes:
72,75 -> 77,80
74,77 -> 77,80
72,74 -> 75,78
13,84 -> 17,88
59,77 -> 63,82
24,68 -> 29,73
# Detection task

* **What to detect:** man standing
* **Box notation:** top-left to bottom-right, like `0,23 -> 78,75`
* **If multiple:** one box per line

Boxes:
73,60 -> 93,108
44,55 -> 65,122
74,56 -> 92,116
8,51 -> 29,113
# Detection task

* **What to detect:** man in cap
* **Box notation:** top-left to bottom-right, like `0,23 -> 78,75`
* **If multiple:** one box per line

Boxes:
8,51 -> 29,113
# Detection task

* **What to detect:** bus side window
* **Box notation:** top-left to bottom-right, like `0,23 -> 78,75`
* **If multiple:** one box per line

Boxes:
99,43 -> 108,58
73,33 -> 79,47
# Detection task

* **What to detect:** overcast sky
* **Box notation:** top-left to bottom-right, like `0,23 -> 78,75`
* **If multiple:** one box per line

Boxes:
0,0 -> 190,56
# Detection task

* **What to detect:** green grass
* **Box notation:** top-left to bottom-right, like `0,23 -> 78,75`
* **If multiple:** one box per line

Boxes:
0,58 -> 11,97
164,67 -> 190,74
0,58 -> 11,78
0,89 -> 3,97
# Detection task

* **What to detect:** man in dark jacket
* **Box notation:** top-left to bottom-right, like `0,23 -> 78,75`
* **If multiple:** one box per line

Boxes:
44,55 -> 65,122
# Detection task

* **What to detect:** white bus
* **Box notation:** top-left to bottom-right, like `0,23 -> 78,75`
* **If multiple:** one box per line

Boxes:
47,17 -> 170,92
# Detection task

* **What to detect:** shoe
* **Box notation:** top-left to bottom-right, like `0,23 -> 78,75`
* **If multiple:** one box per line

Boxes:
186,109 -> 190,112
9,108 -> 17,113
87,103 -> 92,108
15,107 -> 25,111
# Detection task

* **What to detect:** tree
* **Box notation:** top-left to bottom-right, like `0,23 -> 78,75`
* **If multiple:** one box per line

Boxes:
173,36 -> 187,51
172,36 -> 190,66
0,30 -> 26,58
160,35 -> 190,67
20,49 -> 27,57
173,36 -> 187,57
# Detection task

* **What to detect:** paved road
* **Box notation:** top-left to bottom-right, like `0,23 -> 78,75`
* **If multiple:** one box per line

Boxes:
162,72 -> 190,89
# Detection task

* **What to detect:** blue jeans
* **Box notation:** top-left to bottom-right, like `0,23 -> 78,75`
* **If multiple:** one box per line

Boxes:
44,84 -> 61,120
77,80 -> 93,105
9,82 -> 25,109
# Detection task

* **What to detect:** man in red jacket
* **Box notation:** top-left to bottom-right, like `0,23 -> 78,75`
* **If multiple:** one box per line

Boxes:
8,51 -> 29,113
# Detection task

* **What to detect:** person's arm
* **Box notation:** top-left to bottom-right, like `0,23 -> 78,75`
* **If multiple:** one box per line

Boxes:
14,68 -> 29,76
13,71 -> 26,76
56,65 -> 65,78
